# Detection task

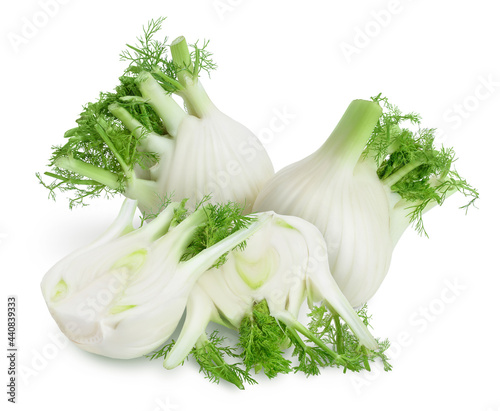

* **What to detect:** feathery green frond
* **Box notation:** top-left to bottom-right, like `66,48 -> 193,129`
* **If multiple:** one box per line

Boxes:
238,301 -> 292,378
366,94 -> 479,235
307,304 -> 392,373
192,331 -> 256,389
181,200 -> 256,268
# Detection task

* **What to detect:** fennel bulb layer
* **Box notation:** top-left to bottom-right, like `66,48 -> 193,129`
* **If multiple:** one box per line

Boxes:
253,100 -> 392,307
159,94 -> 274,214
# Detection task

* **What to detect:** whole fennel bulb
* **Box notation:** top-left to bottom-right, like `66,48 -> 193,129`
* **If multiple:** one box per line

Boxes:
253,97 -> 478,307
41,199 -> 269,359
39,19 -> 274,214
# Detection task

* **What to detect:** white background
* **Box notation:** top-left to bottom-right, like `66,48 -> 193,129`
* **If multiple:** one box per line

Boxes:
1,0 -> 499,410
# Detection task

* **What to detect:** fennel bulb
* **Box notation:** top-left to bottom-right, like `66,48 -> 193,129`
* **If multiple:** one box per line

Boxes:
41,199 -> 269,359
253,97 -> 478,307
154,212 -> 386,380
39,18 -> 273,214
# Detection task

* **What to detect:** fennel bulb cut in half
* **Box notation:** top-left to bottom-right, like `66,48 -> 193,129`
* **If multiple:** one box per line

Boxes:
253,96 -> 478,307
39,18 -> 274,214
41,199 -> 269,359
152,213 -> 388,381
